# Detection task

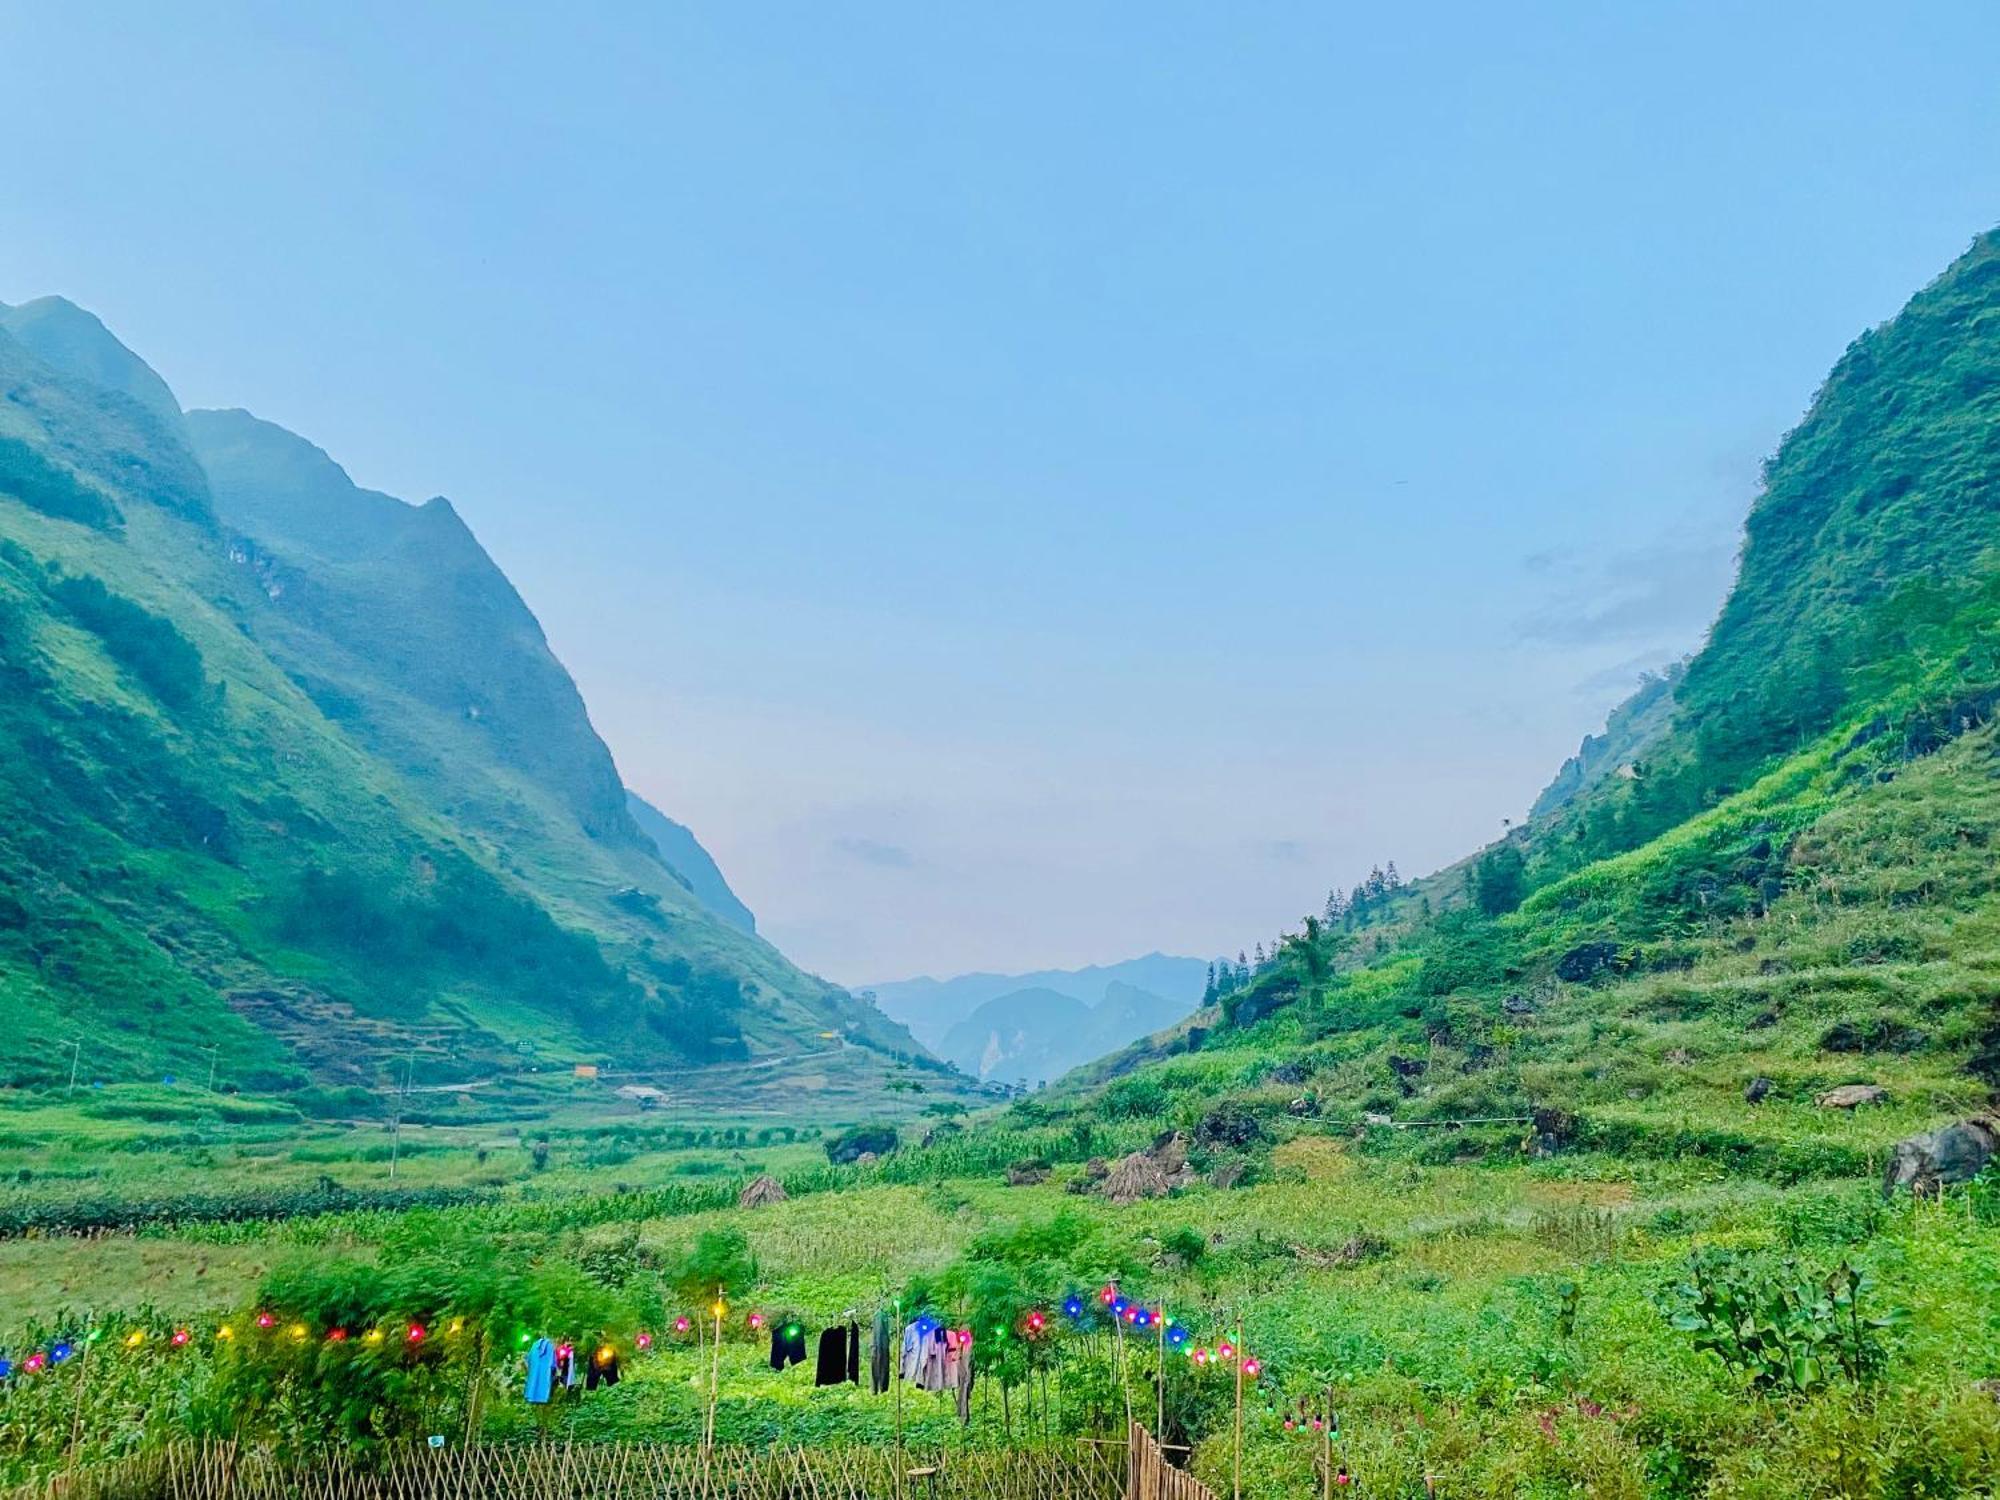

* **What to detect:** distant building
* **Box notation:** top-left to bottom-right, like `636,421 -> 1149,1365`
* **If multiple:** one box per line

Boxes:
573,1064 -> 600,1079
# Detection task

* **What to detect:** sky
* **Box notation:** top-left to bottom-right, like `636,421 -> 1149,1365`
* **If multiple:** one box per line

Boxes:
5,4 -> 1998,985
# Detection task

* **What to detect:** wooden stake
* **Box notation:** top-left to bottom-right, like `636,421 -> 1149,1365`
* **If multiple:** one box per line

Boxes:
1232,1316 -> 1244,1500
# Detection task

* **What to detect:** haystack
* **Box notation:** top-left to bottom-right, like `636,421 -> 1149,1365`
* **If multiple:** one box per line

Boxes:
738,1174 -> 788,1209
1100,1131 -> 1197,1205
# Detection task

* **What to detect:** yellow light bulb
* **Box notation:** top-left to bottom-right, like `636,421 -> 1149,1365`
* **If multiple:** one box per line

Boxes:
364,1330 -> 384,1344
125,1331 -> 144,1348
218,1326 -> 235,1341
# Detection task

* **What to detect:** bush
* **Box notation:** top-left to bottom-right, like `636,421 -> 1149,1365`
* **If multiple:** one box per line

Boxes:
1658,1249 -> 1900,1393
0,435 -> 121,529
47,572 -> 208,713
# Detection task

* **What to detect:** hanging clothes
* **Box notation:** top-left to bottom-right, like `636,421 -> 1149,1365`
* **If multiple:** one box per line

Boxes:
524,1337 -> 556,1404
555,1343 -> 579,1390
770,1320 -> 809,1372
953,1336 -> 974,1425
815,1322 -> 859,1386
870,1309 -> 892,1395
907,1324 -> 953,1393
585,1346 -> 621,1390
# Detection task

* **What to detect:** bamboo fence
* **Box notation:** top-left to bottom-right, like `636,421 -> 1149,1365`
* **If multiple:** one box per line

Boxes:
3,1439 -> 1132,1500
1123,1426 -> 1214,1500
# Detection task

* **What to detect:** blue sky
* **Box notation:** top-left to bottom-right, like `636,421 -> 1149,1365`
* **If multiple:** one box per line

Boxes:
5,3 -> 1998,982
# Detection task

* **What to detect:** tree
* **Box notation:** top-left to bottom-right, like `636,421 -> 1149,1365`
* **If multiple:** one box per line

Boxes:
1471,845 -> 1528,916
1202,962 -> 1218,1005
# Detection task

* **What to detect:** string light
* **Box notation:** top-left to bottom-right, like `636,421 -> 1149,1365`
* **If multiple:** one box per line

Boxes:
635,1332 -> 652,1351
288,1324 -> 307,1341
364,1330 -> 385,1345
170,1330 -> 191,1347
327,1329 -> 348,1343
1062,1297 -> 1084,1319
50,1342 -> 72,1362
673,1317 -> 691,1334
124,1331 -> 145,1349
217,1326 -> 235,1342
406,1323 -> 427,1344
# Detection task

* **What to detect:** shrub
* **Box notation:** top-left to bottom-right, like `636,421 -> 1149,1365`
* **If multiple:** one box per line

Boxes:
1658,1249 -> 1900,1393
47,572 -> 208,712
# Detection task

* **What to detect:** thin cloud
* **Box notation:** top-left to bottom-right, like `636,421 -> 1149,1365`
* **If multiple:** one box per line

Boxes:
1515,535 -> 1736,648
832,836 -> 917,869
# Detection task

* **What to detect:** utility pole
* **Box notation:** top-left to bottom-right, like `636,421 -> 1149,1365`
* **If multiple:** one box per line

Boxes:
64,1040 -> 82,1094
202,1045 -> 220,1094
388,1051 -> 414,1181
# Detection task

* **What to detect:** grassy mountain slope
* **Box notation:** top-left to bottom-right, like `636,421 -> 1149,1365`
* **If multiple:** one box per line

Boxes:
922,232 -> 2000,1489
0,307 -> 916,1102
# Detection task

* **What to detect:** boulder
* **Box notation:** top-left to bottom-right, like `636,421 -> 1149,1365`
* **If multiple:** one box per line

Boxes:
1194,1103 -> 1265,1148
1501,993 -> 1537,1016
1286,1093 -> 1321,1119
1555,942 -> 1621,984
1526,1107 -> 1579,1157
1817,1083 -> 1886,1110
1743,1076 -> 1773,1105
1209,1159 -> 1249,1190
1881,1116 -> 1998,1197
1004,1160 -> 1050,1187
1387,1054 -> 1428,1079
737,1174 -> 788,1209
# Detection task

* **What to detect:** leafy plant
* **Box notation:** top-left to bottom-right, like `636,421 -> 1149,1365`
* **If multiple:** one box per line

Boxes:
1658,1249 -> 1900,1393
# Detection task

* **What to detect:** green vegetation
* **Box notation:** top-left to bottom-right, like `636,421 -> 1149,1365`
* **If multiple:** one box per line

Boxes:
4,231 -> 2000,1496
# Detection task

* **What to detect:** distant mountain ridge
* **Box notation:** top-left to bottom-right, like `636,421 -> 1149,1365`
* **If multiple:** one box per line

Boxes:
866,952 -> 1208,1051
936,978 -> 1191,1084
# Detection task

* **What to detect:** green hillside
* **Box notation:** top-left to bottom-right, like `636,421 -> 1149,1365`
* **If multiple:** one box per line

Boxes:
0,302 -> 918,1104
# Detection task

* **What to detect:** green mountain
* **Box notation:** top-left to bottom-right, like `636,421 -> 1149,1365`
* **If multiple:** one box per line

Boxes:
1018,227 -> 2000,1174
0,298 -> 915,1102
624,791 -> 757,934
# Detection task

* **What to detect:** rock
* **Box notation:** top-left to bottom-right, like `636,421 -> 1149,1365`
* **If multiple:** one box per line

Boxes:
1501,993 -> 1537,1016
1555,942 -> 1621,984
1286,1093 -> 1321,1118
1743,1077 -> 1773,1105
854,1150 -> 879,1166
1209,1159 -> 1248,1190
1387,1054 -> 1428,1079
1881,1117 -> 1998,1197
1195,1103 -> 1265,1148
1665,1048 -> 1694,1067
1821,1018 -> 1927,1054
1977,1378 -> 2000,1406
1816,1084 -> 1886,1110
1004,1160 -> 1049,1187
737,1174 -> 788,1208
1526,1107 -> 1579,1157
1268,1058 -> 1311,1086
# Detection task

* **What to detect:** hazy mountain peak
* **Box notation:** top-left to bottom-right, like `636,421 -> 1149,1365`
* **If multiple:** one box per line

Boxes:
0,295 -> 183,430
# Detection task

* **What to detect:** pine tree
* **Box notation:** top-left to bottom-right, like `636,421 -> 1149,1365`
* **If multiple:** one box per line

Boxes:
1385,861 -> 1402,889
1202,961 -> 1217,1005
1252,941 -> 1267,971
